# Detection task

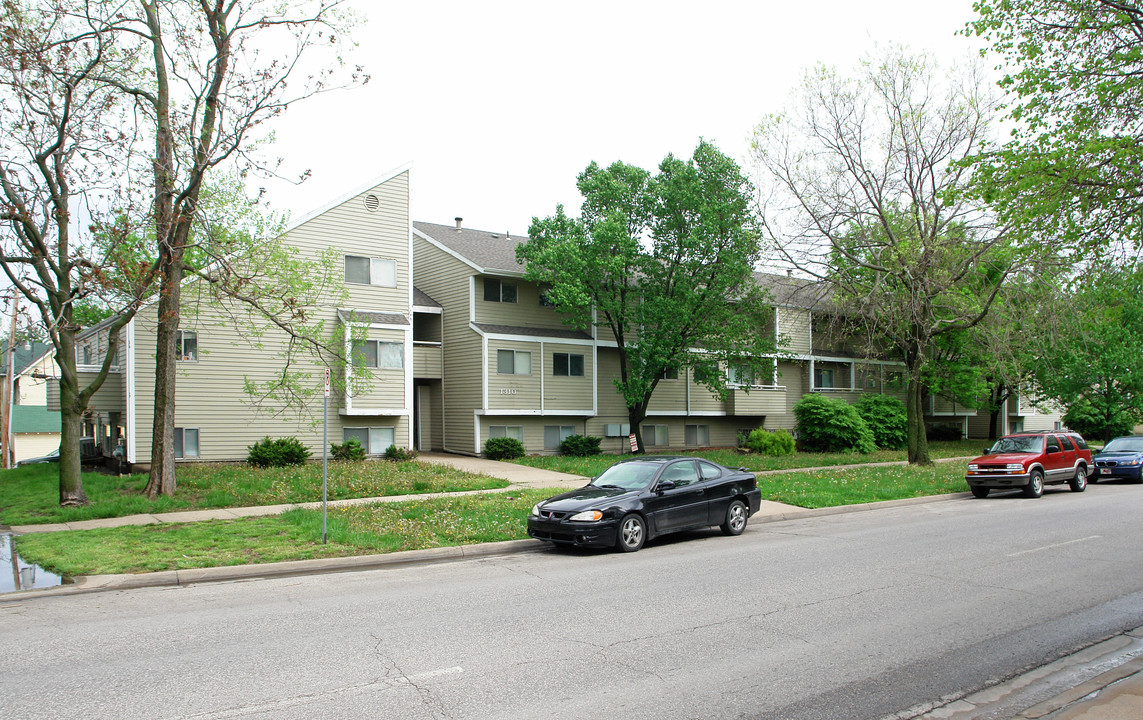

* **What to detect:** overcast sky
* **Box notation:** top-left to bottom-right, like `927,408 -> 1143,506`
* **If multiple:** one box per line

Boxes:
259,0 -> 987,236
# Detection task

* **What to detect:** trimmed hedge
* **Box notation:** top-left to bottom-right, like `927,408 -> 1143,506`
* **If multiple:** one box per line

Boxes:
247,436 -> 311,467
793,393 -> 876,454
744,428 -> 797,456
384,445 -> 418,462
560,434 -> 602,456
484,437 -> 525,460
330,437 -> 366,462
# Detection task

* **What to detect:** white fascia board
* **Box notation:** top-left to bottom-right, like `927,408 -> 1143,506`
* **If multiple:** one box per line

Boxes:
684,411 -> 729,417
413,228 -> 484,272
413,305 -> 443,315
339,408 -> 411,417
475,409 -> 545,416
469,324 -> 595,346
125,319 -> 136,463
473,413 -> 481,455
288,162 -> 413,233
643,411 -> 690,417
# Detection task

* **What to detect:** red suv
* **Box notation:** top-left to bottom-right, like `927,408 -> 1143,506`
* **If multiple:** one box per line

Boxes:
965,432 -> 1092,498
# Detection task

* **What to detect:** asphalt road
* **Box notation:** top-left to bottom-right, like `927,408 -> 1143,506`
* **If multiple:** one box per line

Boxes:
3,482 -> 1143,720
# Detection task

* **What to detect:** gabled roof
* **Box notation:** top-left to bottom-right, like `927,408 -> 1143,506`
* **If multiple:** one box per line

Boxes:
413,287 -> 442,309
752,272 -> 831,310
414,221 -> 526,275
0,341 -> 54,376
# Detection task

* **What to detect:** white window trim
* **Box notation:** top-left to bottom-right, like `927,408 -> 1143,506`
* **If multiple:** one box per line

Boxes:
345,255 -> 398,288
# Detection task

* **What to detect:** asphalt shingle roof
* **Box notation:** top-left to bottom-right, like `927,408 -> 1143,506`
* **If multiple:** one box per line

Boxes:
414,221 -> 526,275
412,287 -> 442,309
0,341 -> 54,376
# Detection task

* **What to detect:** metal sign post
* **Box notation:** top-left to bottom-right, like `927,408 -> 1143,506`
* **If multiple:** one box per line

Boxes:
322,367 -> 330,544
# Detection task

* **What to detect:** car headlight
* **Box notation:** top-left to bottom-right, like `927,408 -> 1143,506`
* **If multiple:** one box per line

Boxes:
531,504 -> 541,517
1123,458 -> 1142,466
569,510 -> 603,522
1007,463 -> 1024,470
967,464 -> 978,471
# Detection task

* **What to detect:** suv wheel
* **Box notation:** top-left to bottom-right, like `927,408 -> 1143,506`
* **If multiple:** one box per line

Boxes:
1069,465 -> 1088,492
1023,469 -> 1044,498
970,486 -> 990,499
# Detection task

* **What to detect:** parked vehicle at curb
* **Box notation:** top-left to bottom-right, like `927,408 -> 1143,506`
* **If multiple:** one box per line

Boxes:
527,456 -> 762,552
1091,436 -> 1143,483
965,432 -> 1092,498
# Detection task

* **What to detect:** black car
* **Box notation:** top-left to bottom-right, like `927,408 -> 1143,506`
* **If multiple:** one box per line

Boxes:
527,456 -> 763,553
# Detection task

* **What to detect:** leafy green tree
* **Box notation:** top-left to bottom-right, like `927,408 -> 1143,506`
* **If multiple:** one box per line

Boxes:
753,48 -> 1020,464
521,141 -> 777,453
967,0 -> 1143,258
1033,265 -> 1143,443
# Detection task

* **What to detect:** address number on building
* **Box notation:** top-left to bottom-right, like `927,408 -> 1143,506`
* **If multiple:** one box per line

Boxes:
499,388 -> 517,395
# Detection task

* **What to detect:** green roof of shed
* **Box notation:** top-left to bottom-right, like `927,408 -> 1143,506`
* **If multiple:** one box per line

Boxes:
11,405 -> 60,433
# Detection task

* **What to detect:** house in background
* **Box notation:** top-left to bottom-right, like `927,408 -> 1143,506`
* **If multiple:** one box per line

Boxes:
0,340 -> 61,462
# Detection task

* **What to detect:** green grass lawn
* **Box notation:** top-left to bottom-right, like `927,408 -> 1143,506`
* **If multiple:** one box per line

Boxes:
14,489 -> 555,576
0,461 -> 508,526
757,461 -> 968,507
511,440 -> 983,478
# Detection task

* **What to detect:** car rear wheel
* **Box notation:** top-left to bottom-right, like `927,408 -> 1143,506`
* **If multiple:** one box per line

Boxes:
1023,469 -> 1044,498
970,486 -> 990,498
616,514 -> 645,553
1069,465 -> 1088,492
720,499 -> 748,536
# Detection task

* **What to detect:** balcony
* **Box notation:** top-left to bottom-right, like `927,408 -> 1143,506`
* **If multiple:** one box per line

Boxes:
413,342 -> 442,379
726,386 -> 787,415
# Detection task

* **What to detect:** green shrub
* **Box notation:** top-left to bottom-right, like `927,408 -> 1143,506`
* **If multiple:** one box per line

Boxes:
926,423 -> 964,441
484,437 -> 525,460
330,437 -> 367,462
247,436 -> 311,467
793,393 -> 877,454
560,434 -> 602,456
744,428 -> 797,456
384,444 -> 418,462
855,394 -> 907,449
1064,398 -> 1135,444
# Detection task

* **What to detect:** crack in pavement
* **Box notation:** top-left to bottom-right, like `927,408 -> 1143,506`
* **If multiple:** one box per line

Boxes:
372,633 -> 456,720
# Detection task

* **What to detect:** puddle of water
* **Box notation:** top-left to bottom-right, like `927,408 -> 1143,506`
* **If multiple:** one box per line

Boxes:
1,533 -> 65,593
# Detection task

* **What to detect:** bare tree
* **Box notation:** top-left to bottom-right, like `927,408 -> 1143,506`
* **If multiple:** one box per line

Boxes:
95,0 -> 364,497
753,48 -> 1018,464
0,0 -> 157,504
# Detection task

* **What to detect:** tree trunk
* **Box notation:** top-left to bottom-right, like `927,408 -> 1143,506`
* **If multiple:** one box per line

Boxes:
626,404 -> 648,454
905,357 -> 931,465
144,254 -> 182,498
56,328 -> 88,506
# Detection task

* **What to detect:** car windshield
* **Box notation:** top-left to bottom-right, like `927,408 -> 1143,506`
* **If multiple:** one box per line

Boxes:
589,462 -> 660,491
988,436 -> 1043,454
1103,437 -> 1143,453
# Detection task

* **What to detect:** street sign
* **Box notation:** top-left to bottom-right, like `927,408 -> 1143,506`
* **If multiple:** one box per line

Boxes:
323,367 -> 330,397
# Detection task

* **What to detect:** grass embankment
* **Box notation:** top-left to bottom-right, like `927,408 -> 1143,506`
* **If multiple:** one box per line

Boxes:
510,440 -> 982,478
14,490 -> 554,576
5,444 -> 979,578
0,461 -> 508,526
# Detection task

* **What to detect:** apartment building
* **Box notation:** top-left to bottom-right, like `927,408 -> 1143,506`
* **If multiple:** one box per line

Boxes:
63,169 -> 1060,466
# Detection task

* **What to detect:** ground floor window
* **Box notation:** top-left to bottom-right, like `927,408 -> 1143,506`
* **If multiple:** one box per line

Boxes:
489,425 -> 524,441
643,424 -> 669,446
544,425 -> 576,450
344,426 -> 396,454
175,427 -> 200,459
685,424 -> 710,446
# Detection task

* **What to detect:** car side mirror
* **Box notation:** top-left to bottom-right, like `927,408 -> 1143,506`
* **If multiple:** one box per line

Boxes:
656,480 -> 676,492
983,447 -> 991,455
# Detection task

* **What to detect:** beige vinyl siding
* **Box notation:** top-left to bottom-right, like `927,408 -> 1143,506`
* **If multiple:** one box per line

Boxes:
412,238 -> 482,454
413,344 -> 442,378
488,339 -> 541,410
76,370 -> 126,412
647,372 -> 686,414
15,433 -> 60,462
544,343 -> 593,412
349,329 -> 407,409
687,367 -> 725,414
423,382 -> 444,450
475,277 -> 571,330
130,172 -> 414,464
967,412 -> 999,438
779,307 -> 811,355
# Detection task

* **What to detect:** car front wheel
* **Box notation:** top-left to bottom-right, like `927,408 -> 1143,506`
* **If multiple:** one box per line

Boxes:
1024,469 -> 1044,498
971,486 -> 990,499
1069,465 -> 1088,492
721,499 -> 748,536
616,514 -> 645,553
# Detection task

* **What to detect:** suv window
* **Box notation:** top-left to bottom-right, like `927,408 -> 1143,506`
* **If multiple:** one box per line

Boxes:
1046,436 -> 1061,453
1059,435 -> 1075,451
1070,434 -> 1089,451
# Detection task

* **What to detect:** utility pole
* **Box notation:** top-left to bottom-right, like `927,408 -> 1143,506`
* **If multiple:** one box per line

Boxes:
0,291 -> 15,468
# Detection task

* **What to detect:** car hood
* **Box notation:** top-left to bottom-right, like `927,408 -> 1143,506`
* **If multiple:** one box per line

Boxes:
970,453 -> 1036,464
1093,450 -> 1143,459
539,485 -> 640,511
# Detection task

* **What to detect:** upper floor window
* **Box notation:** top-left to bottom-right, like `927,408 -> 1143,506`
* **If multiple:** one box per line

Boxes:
497,349 -> 531,375
177,331 -> 197,362
659,367 -> 679,381
352,340 -> 404,370
814,367 -> 836,389
345,255 -> 397,287
728,364 -> 755,386
483,278 -> 517,303
552,352 -> 584,377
